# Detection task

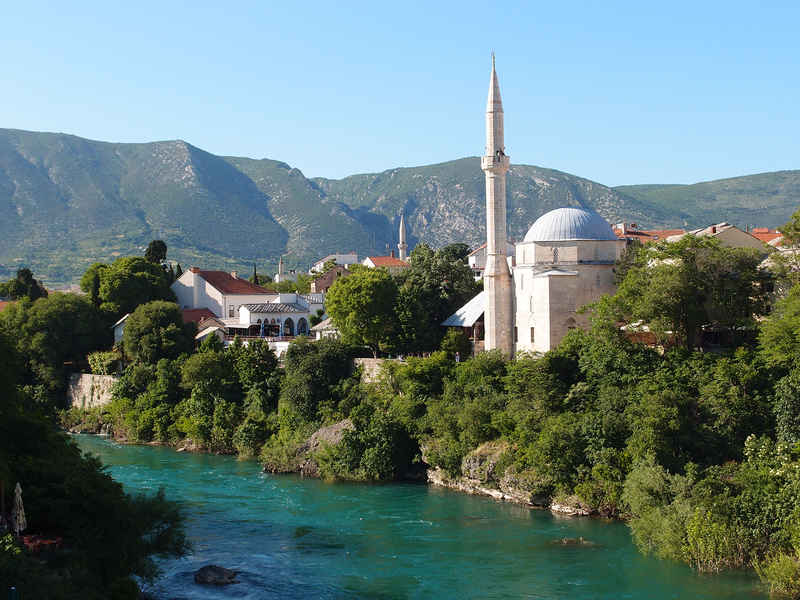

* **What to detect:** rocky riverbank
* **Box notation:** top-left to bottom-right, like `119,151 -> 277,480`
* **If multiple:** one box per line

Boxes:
66,415 -> 598,518
424,440 -> 597,517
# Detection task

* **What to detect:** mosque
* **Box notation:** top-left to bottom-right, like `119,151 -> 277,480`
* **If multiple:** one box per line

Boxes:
444,57 -> 625,354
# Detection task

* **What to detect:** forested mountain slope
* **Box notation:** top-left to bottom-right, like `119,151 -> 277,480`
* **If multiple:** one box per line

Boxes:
0,128 -> 795,284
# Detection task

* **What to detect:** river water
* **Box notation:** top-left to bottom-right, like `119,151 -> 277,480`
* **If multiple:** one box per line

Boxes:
75,435 -> 766,599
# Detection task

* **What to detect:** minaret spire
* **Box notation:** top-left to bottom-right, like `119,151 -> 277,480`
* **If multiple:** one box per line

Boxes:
480,54 -> 514,355
398,212 -> 408,261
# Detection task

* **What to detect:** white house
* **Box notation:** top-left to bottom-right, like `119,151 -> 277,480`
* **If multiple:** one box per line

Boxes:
309,253 -> 359,274
171,268 -> 276,319
310,316 -> 339,340
234,293 -> 325,338
362,254 -> 410,274
468,241 -> 516,279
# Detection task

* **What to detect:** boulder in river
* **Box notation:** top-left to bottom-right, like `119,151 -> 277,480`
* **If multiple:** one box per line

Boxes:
194,565 -> 238,585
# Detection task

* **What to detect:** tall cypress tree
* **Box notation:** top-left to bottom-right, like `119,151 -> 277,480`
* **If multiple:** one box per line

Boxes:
90,271 -> 100,308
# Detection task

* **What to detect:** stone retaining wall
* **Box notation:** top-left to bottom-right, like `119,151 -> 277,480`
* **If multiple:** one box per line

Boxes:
67,373 -> 118,410
353,358 -> 405,382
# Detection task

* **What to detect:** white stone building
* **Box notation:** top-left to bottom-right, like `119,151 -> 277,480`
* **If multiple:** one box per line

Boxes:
235,292 -> 324,338
309,253 -> 359,274
512,208 -> 624,352
310,316 -> 339,340
362,255 -> 409,274
171,268 -> 277,318
444,57 -> 625,355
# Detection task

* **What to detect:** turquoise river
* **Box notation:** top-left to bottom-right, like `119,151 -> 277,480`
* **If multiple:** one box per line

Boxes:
75,435 -> 768,599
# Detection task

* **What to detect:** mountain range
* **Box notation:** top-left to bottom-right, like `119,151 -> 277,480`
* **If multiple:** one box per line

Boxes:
1,128 -> 797,285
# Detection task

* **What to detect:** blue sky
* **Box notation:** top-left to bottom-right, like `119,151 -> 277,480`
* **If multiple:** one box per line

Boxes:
3,1 -> 798,185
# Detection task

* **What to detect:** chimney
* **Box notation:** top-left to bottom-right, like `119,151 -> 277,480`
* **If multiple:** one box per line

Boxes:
711,226 -> 717,234
390,250 -> 395,258
231,271 -> 238,279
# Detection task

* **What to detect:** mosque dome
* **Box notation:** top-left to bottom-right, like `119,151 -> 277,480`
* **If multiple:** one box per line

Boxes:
523,207 -> 619,243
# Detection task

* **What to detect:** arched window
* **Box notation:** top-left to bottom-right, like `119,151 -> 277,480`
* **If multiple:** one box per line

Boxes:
298,318 -> 308,335
565,317 -> 577,330
284,318 -> 294,337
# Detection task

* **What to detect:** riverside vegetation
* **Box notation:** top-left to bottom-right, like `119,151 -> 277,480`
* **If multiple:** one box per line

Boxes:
0,335 -> 188,598
5,218 -> 800,597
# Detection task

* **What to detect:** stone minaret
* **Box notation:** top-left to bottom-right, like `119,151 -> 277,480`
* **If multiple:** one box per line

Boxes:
480,54 -> 514,355
398,212 -> 408,260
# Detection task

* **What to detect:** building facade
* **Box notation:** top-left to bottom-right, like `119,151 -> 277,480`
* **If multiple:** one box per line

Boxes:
445,58 -> 625,355
171,268 -> 277,318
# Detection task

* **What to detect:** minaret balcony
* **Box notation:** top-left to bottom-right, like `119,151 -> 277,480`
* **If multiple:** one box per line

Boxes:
481,154 -> 510,172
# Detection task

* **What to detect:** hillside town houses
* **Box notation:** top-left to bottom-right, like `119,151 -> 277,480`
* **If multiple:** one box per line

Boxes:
166,208 -> 783,359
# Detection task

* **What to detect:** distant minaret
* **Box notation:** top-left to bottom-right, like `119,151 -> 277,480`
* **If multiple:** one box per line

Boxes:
398,212 -> 408,260
277,255 -> 284,282
480,54 -> 514,355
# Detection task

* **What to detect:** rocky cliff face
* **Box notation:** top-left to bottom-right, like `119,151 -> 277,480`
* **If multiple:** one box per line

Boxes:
66,373 -> 117,410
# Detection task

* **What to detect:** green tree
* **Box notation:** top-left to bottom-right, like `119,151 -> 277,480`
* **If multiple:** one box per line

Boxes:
123,301 -> 194,364
80,262 -> 108,298
145,239 -> 167,264
440,328 -> 472,359
326,266 -> 399,356
772,208 -> 800,286
0,293 -> 108,404
0,268 -> 48,301
760,285 -> 800,370
230,339 -> 280,405
598,236 -> 769,349
319,259 -> 338,275
280,336 -> 353,421
82,257 -> 175,319
310,308 -> 325,327
89,268 -> 101,307
774,369 -> 800,445
0,338 -> 188,597
395,243 -> 481,352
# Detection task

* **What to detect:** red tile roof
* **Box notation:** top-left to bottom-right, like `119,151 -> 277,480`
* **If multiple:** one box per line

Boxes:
366,256 -> 410,268
182,308 -> 217,324
0,300 -> 14,313
750,228 -> 783,244
197,270 -> 272,295
613,228 -> 686,243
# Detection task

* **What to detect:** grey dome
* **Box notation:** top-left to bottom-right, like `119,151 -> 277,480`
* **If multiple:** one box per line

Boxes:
523,207 -> 618,242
